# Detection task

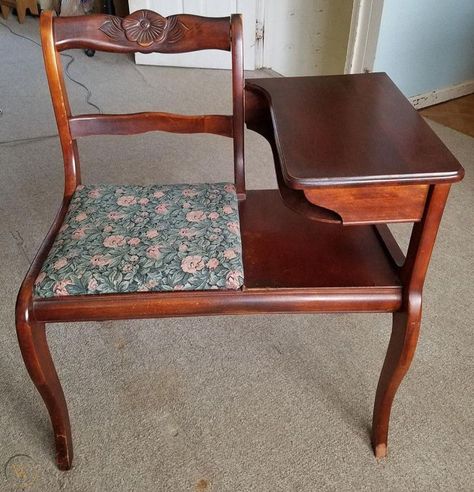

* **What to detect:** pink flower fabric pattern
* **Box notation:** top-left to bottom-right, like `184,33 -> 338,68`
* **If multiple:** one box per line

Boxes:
34,183 -> 244,296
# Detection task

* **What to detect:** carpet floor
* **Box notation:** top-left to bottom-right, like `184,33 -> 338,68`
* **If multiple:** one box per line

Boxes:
1,16 -> 473,492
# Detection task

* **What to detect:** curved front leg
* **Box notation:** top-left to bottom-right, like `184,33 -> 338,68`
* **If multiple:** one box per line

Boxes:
371,303 -> 421,458
16,319 -> 73,470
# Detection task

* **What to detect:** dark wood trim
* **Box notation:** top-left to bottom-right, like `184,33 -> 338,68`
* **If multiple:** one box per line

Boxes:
16,320 -> 73,470
53,12 -> 232,54
69,112 -> 233,138
246,76 -> 465,188
374,224 -> 406,268
245,86 -> 342,223
40,12 -> 81,198
17,197 -> 71,321
400,184 -> 451,291
372,309 -> 420,459
371,183 -> 451,458
15,11 -> 464,470
231,14 -> 245,198
304,184 -> 429,225
33,286 -> 402,323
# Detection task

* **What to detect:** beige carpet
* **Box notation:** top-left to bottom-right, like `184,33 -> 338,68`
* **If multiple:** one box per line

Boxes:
1,16 -> 473,492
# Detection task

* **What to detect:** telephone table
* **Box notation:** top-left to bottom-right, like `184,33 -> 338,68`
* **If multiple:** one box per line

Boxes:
244,73 -> 464,457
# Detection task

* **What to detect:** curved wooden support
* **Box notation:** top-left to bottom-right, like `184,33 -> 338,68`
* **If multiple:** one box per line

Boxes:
231,13 -> 245,198
245,86 -> 341,223
69,112 -> 233,138
371,300 -> 421,458
53,12 -> 231,54
372,184 -> 451,458
41,12 -> 81,198
14,197 -> 74,470
16,319 -> 73,470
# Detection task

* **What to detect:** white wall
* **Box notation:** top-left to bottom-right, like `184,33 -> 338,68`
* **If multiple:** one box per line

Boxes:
373,0 -> 474,97
264,0 -> 353,76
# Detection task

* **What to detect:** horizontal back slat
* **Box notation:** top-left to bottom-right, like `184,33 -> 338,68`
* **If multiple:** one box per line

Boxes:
69,112 -> 233,138
54,12 -> 231,53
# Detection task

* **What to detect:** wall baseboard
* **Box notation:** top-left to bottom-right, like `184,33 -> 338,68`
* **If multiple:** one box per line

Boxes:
409,79 -> 474,109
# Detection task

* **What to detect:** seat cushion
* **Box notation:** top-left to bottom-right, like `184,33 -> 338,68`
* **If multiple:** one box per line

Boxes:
34,183 -> 244,297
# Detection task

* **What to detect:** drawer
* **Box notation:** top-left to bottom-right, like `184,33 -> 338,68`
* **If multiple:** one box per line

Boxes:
303,184 -> 429,225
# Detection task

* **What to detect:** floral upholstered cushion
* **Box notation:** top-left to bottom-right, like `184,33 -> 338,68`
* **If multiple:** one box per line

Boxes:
34,183 -> 244,297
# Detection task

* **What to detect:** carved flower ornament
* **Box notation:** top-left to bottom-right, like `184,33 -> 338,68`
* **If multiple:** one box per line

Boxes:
122,10 -> 166,46
100,10 -> 188,48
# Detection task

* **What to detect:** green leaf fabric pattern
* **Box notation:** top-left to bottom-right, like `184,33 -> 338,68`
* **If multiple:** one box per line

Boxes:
34,183 -> 244,297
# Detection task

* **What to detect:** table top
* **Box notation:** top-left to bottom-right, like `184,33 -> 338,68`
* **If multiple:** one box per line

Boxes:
246,73 -> 464,189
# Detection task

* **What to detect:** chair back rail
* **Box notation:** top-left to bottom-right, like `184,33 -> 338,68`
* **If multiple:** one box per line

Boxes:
53,13 -> 231,53
39,10 -> 245,198
69,113 -> 233,138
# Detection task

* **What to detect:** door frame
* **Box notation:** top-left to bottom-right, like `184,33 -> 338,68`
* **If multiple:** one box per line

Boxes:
258,0 -> 382,74
345,0 -> 385,74
254,0 -> 265,68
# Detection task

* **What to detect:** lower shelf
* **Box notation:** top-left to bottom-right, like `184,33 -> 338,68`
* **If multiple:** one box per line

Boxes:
239,189 -> 401,289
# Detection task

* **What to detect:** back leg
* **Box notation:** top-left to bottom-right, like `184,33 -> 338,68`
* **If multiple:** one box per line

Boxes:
16,318 -> 73,470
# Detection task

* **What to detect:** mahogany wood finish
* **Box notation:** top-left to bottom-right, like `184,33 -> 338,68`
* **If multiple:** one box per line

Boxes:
245,86 -> 342,224
246,75 -> 464,189
41,13 -> 81,198
231,13 -> 245,197
374,224 -> 406,268
53,12 -> 232,53
16,197 -> 73,469
239,190 -> 400,289
34,286 -> 402,324
16,10 -> 464,470
33,189 -> 403,324
16,321 -> 72,469
372,184 -> 451,457
40,9 -> 245,199
17,10 -> 245,471
69,112 -> 233,138
303,184 -> 429,225
246,79 -> 463,459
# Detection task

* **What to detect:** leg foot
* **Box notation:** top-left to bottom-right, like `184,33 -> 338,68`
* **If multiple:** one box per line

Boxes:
16,319 -> 73,470
374,443 -> 387,459
371,308 -> 421,457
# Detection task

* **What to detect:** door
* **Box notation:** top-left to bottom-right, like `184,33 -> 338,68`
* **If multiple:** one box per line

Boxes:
263,0 -> 354,77
129,0 -> 258,70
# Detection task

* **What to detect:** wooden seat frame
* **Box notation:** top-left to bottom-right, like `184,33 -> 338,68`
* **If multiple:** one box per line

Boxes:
16,10 -> 460,470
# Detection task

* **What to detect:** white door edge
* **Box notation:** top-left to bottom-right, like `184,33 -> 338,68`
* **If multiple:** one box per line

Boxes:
345,0 -> 385,74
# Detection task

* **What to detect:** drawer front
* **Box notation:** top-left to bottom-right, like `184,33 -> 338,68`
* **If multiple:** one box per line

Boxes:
304,185 -> 429,225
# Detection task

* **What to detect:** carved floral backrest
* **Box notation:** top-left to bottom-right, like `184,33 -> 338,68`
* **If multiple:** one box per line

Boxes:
40,10 -> 245,198
100,10 -> 190,48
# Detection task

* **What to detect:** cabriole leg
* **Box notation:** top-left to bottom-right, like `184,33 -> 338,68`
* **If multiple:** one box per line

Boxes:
16,319 -> 73,470
371,306 -> 421,458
